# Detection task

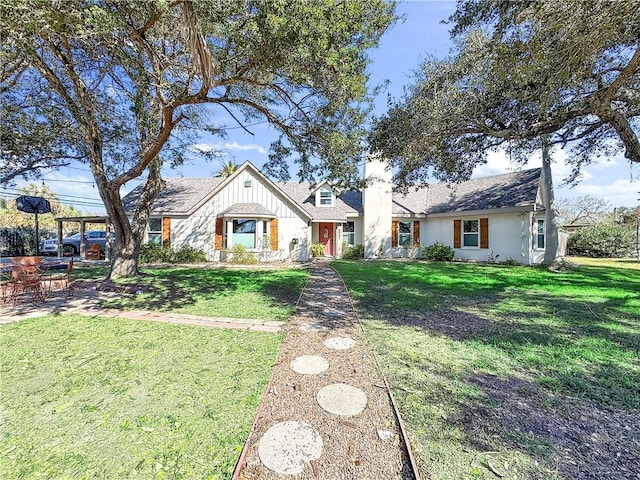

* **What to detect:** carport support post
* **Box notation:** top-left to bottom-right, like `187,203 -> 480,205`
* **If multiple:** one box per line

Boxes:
35,212 -> 40,255
80,220 -> 87,259
57,222 -> 63,258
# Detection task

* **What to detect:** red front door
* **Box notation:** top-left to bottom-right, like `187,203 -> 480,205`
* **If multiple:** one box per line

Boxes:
319,222 -> 334,256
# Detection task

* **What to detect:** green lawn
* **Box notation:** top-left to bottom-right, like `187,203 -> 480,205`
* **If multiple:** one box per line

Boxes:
75,266 -> 308,320
0,315 -> 283,479
333,260 -> 640,480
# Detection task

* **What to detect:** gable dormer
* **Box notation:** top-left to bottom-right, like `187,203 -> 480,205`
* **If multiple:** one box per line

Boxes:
313,181 -> 335,207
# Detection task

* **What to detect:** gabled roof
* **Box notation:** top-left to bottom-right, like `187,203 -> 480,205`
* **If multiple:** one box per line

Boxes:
123,163 -> 542,220
123,162 -> 312,220
392,168 -> 542,215
278,182 -> 362,222
123,177 -> 224,216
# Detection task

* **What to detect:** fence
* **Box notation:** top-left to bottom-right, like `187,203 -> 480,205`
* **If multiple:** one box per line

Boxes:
0,227 -> 57,257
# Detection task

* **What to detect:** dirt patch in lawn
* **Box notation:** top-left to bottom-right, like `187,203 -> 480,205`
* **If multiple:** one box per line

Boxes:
462,373 -> 640,480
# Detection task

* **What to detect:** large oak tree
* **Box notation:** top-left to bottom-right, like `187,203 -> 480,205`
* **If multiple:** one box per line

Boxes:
370,0 -> 639,265
371,0 -> 640,185
2,0 -> 395,278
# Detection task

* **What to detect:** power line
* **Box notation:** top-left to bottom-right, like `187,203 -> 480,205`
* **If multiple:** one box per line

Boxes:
41,177 -> 96,184
0,190 -> 106,208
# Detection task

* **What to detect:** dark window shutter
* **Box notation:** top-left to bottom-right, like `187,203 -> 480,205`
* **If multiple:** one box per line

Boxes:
413,220 -> 420,246
162,217 -> 171,248
480,218 -> 489,249
391,221 -> 398,247
215,218 -> 223,250
270,218 -> 278,251
453,220 -> 461,248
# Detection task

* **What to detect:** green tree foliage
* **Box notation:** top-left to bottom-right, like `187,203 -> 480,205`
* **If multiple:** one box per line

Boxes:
0,183 -> 82,231
370,0 -> 640,186
1,0 -> 395,278
216,160 -> 239,178
567,223 -> 636,258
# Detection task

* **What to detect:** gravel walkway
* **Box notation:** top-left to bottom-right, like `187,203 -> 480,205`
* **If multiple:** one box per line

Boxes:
235,262 -> 416,479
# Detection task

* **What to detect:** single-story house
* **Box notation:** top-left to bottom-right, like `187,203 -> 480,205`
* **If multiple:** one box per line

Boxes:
123,158 -> 551,264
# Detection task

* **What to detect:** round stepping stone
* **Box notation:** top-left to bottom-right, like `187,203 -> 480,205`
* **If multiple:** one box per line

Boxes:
317,383 -> 367,417
324,336 -> 356,350
258,421 -> 323,475
323,308 -> 347,317
290,355 -> 329,375
299,322 -> 327,332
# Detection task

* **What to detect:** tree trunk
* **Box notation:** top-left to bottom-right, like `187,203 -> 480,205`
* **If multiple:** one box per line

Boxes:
541,136 -> 562,266
105,157 -> 165,280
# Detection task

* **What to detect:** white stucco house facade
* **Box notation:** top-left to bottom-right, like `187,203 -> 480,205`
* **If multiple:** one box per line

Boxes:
123,158 -> 551,265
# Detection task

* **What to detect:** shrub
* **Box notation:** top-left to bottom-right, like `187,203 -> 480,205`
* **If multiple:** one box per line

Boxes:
139,244 -> 172,263
567,223 -> 636,258
139,244 -> 207,264
500,258 -> 519,266
229,244 -> 258,265
421,242 -> 455,262
310,243 -> 326,257
342,243 -> 364,259
173,246 -> 207,263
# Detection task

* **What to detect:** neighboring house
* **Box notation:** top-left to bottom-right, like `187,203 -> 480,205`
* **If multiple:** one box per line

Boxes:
123,159 -> 551,265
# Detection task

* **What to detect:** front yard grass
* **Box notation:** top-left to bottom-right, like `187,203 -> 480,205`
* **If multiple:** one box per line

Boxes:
333,260 -> 639,480
0,315 -> 283,479
75,266 -> 308,320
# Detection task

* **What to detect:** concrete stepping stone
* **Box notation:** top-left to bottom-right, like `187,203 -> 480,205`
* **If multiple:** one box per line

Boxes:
290,355 -> 329,375
299,322 -> 328,332
324,336 -> 356,350
305,301 -> 326,308
323,307 -> 347,317
258,421 -> 323,475
317,383 -> 367,417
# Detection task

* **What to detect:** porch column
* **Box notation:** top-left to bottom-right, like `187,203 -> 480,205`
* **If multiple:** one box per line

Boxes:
226,219 -> 233,248
335,223 -> 343,258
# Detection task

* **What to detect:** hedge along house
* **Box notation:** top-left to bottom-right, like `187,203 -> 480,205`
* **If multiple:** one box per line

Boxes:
123,158 -> 551,265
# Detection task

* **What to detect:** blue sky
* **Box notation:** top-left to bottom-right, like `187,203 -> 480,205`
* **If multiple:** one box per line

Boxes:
8,1 -> 640,212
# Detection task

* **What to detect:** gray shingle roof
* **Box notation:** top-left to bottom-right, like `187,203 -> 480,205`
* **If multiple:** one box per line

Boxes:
122,167 -> 541,219
277,182 -> 362,221
123,177 -> 224,215
392,168 -> 542,215
221,203 -> 275,217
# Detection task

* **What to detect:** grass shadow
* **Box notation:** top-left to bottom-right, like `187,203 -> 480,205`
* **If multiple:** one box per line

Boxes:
95,267 -> 308,320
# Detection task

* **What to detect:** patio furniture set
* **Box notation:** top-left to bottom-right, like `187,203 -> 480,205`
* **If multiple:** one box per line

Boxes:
0,256 -> 73,308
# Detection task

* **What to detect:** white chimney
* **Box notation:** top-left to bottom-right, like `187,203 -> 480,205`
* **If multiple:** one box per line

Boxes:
362,154 -> 392,258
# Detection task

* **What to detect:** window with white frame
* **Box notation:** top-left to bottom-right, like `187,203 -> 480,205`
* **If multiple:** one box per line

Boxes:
398,221 -> 412,246
536,219 -> 545,249
343,221 -> 355,246
232,219 -> 257,248
462,219 -> 479,247
319,186 -> 333,206
146,217 -> 162,245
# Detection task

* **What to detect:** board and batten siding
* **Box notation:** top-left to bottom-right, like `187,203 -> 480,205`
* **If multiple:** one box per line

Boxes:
169,169 -> 310,261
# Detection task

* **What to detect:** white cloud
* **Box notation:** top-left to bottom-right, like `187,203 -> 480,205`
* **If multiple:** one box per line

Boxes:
570,179 -> 640,207
470,147 -> 639,207
191,141 -> 267,155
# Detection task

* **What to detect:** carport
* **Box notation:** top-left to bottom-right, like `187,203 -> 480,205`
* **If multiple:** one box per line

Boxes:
54,215 -> 113,260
